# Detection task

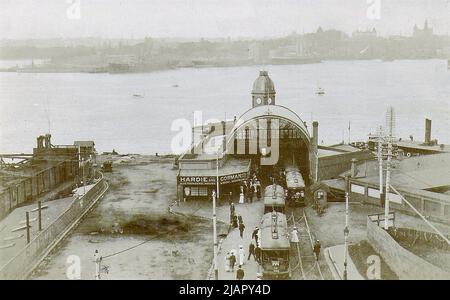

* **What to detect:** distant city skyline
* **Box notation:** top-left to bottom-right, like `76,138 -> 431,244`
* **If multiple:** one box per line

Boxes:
1,0 -> 450,40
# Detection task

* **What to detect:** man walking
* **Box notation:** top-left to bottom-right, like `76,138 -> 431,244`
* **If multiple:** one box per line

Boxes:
252,227 -> 259,245
236,266 -> 245,280
239,221 -> 245,239
229,202 -> 235,226
256,183 -> 262,201
230,252 -> 236,272
248,242 -> 256,261
313,240 -> 321,261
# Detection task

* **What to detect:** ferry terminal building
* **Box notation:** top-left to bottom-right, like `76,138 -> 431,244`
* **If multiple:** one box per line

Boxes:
176,71 -> 371,202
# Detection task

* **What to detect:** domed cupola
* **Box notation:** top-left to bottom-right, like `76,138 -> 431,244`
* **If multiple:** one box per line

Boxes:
252,70 -> 276,108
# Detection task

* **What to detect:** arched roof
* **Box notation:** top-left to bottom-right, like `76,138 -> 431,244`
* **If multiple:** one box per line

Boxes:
227,104 -> 311,149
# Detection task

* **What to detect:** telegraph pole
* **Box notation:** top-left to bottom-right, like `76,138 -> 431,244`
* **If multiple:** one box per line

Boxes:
384,139 -> 392,230
26,211 -> 30,244
384,106 -> 395,230
377,126 -> 384,199
213,151 -> 219,280
343,175 -> 350,280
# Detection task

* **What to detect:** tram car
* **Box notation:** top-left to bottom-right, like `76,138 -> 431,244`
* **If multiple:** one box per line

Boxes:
285,166 -> 306,206
263,184 -> 286,214
259,212 -> 291,279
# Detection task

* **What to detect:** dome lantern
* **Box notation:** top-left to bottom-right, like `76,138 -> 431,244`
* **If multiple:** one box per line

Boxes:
252,70 -> 276,108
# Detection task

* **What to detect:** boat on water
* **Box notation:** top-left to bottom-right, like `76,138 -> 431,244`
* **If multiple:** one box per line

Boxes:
316,87 -> 325,96
132,94 -> 144,98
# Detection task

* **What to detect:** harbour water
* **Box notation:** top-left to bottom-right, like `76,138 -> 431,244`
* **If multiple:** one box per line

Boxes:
0,59 -> 449,154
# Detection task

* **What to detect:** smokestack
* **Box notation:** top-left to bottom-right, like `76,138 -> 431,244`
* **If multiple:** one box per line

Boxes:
312,121 -> 319,150
351,158 -> 358,178
425,118 -> 431,144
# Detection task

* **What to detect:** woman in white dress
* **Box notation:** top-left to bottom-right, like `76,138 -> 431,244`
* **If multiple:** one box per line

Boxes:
238,245 -> 245,266
224,252 -> 231,272
239,186 -> 245,204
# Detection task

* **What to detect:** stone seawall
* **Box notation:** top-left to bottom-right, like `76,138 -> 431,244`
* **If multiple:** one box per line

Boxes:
367,217 -> 450,280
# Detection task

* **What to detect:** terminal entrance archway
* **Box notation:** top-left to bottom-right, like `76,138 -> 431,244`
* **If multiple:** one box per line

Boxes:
226,105 -> 312,186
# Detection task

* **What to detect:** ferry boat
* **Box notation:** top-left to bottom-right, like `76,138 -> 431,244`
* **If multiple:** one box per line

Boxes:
316,87 -> 325,96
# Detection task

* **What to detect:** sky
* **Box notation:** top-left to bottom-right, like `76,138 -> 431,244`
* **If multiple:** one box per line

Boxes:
0,0 -> 450,39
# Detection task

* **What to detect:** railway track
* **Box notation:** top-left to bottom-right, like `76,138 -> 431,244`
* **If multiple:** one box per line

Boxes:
288,208 -> 324,280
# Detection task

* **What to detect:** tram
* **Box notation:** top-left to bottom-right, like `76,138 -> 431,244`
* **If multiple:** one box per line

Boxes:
263,184 -> 286,214
285,166 -> 305,206
259,212 -> 291,279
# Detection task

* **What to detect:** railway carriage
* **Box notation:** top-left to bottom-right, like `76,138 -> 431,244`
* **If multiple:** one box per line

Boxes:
259,212 -> 291,279
285,166 -> 305,206
263,184 -> 286,213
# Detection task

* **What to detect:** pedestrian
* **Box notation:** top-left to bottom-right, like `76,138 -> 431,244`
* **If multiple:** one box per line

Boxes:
225,252 -> 231,272
233,215 -> 238,228
238,245 -> 245,266
228,191 -> 233,204
291,227 -> 299,244
248,242 -> 256,261
229,251 -> 236,272
252,227 -> 259,245
229,202 -> 235,225
248,182 -> 253,203
236,265 -> 245,280
256,183 -> 262,201
239,186 -> 245,204
255,245 -> 262,264
238,215 -> 243,225
313,240 -> 321,261
245,185 -> 253,203
243,180 -> 248,201
239,221 -> 245,238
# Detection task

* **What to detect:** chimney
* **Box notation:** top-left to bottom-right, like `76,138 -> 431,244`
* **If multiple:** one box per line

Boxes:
312,121 -> 319,149
351,158 -> 358,178
425,118 -> 431,144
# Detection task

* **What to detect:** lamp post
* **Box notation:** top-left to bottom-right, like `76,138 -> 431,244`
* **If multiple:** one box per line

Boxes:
343,175 -> 350,280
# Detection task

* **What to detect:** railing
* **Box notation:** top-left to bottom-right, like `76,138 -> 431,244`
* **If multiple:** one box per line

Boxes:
0,172 -> 108,280
368,212 -> 396,228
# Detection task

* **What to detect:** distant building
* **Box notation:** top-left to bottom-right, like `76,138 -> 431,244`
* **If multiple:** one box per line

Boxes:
413,20 -> 434,38
73,141 -> 96,161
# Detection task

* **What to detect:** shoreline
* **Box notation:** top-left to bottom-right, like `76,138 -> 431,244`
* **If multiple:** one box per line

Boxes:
3,57 -> 449,74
